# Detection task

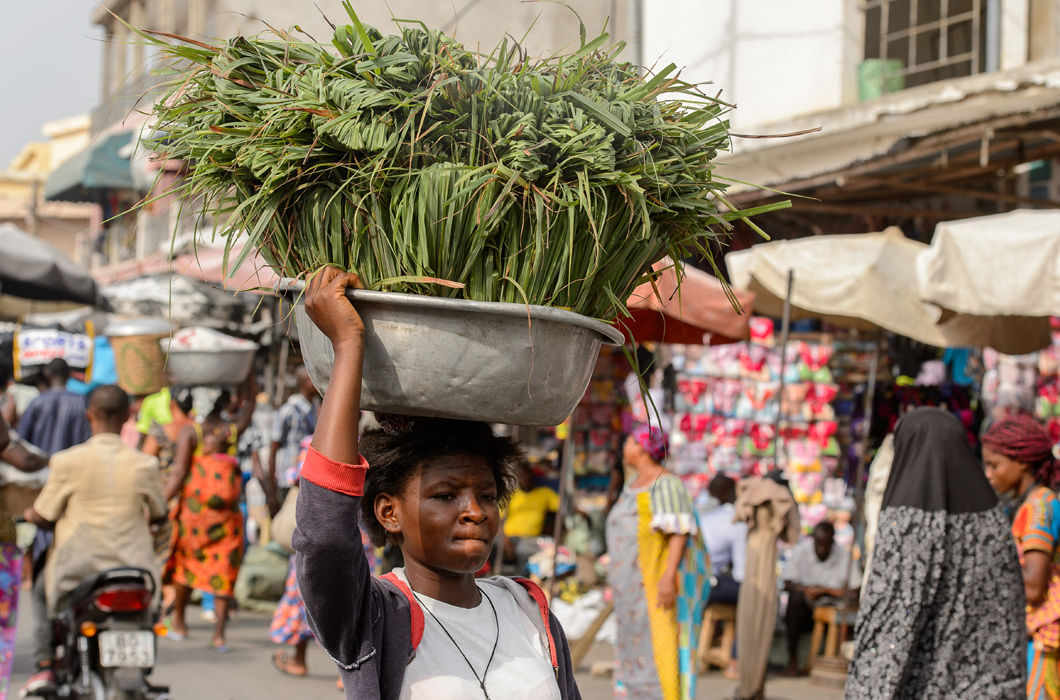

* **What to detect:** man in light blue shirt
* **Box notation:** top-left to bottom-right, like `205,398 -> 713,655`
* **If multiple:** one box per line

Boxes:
268,367 -> 318,498
697,474 -> 747,605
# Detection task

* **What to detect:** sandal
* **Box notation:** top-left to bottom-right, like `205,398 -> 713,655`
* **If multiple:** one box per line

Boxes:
272,651 -> 307,677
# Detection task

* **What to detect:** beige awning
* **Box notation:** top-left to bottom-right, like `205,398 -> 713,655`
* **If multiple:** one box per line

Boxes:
916,209 -> 1057,353
726,228 -> 952,345
720,60 -> 1060,196
726,227 -> 1049,352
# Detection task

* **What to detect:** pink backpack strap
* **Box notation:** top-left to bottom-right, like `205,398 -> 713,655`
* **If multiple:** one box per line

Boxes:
380,572 -> 425,651
513,577 -> 559,672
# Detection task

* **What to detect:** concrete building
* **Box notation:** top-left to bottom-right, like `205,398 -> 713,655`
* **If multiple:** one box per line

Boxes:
1,116 -> 99,263
639,0 -> 1060,242
58,0 -> 1060,271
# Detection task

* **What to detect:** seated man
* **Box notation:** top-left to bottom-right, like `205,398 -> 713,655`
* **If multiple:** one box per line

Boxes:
23,385 -> 168,691
781,521 -> 861,675
698,474 -> 747,606
502,461 -> 560,575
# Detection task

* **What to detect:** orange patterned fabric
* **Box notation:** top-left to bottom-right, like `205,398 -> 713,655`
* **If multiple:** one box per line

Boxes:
167,452 -> 244,597
1028,640 -> 1060,700
1014,485 -> 1060,652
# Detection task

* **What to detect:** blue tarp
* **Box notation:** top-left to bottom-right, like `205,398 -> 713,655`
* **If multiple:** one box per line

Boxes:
43,132 -> 136,203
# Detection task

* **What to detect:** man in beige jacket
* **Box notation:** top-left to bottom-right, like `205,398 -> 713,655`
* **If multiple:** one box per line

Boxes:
22,385 -> 168,694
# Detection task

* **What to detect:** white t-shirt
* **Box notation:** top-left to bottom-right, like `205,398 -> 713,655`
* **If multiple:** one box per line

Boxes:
782,538 -> 862,590
393,570 -> 562,700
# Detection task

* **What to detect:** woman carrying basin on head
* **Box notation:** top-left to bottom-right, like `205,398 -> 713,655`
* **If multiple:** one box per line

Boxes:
293,266 -> 581,699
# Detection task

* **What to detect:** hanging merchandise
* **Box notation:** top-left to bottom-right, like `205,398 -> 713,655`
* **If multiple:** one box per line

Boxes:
1034,323 -> 1060,446
569,347 -> 629,485
667,320 -> 852,529
981,348 -> 1038,417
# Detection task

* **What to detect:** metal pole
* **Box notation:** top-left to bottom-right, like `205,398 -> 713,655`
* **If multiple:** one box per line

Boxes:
840,336 -> 880,607
548,422 -> 575,600
772,270 -> 795,472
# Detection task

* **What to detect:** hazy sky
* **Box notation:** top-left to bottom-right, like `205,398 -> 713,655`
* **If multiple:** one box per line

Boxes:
0,1 -> 101,167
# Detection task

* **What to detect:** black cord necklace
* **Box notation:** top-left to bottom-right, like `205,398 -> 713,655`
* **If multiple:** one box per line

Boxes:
412,585 -> 500,700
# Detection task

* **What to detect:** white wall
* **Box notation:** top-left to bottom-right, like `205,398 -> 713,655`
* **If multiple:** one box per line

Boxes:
641,0 -> 859,130
213,0 -> 637,61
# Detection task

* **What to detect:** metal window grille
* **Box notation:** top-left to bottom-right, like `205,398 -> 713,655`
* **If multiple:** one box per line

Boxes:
863,0 -> 988,90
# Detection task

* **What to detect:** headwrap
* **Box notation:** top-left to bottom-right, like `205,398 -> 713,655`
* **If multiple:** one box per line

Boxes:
632,424 -> 668,463
982,414 -> 1058,484
884,407 -> 998,514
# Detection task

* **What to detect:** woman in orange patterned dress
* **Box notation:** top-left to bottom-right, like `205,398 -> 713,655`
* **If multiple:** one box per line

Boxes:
164,385 -> 255,651
983,414 -> 1060,700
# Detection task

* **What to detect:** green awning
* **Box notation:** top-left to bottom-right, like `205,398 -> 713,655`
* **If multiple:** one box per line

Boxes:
44,131 -> 136,202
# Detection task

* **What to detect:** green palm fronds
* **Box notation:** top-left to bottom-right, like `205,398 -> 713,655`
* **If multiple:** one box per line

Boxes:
145,5 -> 788,319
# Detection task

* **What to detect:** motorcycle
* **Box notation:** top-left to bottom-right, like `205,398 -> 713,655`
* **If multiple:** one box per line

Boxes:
31,566 -> 171,700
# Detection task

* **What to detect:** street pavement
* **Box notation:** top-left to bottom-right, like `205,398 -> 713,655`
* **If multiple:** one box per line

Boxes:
10,597 -> 842,699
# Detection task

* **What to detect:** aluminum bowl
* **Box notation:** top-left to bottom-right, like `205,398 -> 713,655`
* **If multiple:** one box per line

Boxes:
160,343 -> 257,388
280,281 -> 624,426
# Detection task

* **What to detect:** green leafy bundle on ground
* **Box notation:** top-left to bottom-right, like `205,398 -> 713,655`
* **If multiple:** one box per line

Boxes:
146,3 -> 785,319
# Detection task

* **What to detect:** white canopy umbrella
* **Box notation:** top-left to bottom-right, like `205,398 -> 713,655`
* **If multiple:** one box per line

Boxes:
726,227 -> 953,345
728,226 -> 1050,353
918,209 -> 1057,354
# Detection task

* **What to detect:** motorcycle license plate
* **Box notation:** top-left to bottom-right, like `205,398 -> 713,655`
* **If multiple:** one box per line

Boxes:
98,630 -> 155,668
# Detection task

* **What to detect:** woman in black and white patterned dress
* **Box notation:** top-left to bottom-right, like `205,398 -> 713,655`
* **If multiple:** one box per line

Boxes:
847,408 -> 1026,699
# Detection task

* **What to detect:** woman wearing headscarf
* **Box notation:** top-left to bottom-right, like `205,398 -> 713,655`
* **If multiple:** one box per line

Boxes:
732,471 -> 800,700
983,414 -> 1060,699
605,425 -> 710,700
847,408 -> 1025,699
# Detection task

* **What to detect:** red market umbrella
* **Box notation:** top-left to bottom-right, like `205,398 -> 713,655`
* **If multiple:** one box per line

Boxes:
172,244 -> 280,291
624,259 -> 753,345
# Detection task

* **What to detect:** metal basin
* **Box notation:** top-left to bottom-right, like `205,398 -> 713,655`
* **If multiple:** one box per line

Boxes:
104,318 -> 172,337
160,343 -> 257,388
280,281 -> 624,426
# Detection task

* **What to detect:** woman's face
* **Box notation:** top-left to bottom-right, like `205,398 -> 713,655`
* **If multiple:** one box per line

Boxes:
623,435 -> 644,465
380,454 -> 500,575
983,446 -> 1030,495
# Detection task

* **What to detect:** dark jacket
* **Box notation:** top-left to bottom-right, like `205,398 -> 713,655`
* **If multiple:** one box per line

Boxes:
294,473 -> 582,700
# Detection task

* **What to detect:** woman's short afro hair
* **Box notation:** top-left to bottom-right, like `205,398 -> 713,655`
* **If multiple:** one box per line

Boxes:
359,415 -> 523,547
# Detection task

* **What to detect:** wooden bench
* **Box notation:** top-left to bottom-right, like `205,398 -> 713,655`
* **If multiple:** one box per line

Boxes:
697,603 -> 737,673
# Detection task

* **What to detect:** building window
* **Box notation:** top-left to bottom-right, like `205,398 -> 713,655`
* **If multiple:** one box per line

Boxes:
864,0 -> 989,91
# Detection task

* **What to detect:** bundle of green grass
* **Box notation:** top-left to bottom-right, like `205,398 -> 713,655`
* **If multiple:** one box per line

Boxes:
147,3 -> 783,319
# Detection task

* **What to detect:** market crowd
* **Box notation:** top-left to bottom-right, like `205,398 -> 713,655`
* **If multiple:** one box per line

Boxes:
0,354 -> 334,697
1,344 -> 1059,700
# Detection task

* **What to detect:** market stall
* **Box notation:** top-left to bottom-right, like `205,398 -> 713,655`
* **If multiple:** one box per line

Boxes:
523,263 -> 755,588
723,229 -> 950,527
